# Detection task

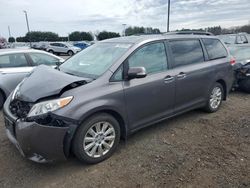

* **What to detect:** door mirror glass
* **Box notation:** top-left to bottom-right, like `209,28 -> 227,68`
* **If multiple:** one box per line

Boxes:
127,67 -> 147,79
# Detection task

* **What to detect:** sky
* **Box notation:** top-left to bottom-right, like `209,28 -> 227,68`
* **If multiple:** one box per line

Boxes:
0,0 -> 250,38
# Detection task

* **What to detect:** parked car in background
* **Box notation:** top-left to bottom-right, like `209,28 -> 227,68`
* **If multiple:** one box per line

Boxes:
228,44 -> 250,92
0,49 -> 64,108
3,35 -> 234,164
46,42 -> 81,56
73,41 -> 90,50
9,42 -> 30,49
219,33 -> 250,45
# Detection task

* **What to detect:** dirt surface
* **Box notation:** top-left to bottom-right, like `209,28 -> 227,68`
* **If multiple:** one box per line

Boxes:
0,92 -> 249,188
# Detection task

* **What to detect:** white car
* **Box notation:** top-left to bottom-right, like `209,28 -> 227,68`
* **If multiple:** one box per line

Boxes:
0,49 -> 64,108
46,42 -> 81,56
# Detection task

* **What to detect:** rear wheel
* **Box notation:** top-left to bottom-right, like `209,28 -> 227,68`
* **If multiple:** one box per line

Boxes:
204,83 -> 224,113
0,91 -> 4,109
239,79 -> 250,93
48,49 -> 54,54
73,113 -> 120,164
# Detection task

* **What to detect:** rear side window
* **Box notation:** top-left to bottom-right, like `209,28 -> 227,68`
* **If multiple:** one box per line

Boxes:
0,53 -> 28,68
169,40 -> 204,68
202,39 -> 228,60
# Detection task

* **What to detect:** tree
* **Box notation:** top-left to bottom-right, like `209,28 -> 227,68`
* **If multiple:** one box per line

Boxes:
25,31 -> 59,42
125,26 -> 161,36
69,31 -> 93,41
16,36 -> 27,42
97,31 -> 120,41
58,37 -> 68,41
8,37 -> 15,43
206,26 -> 222,35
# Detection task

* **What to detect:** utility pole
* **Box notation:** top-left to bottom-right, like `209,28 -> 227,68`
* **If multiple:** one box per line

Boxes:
122,24 -> 127,36
8,26 -> 11,38
167,0 -> 171,32
23,10 -> 31,46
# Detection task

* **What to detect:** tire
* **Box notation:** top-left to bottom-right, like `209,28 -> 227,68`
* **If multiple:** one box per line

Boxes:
67,50 -> 74,56
73,113 -> 121,164
48,49 -> 54,54
239,79 -> 250,93
0,91 -> 4,109
203,82 -> 224,113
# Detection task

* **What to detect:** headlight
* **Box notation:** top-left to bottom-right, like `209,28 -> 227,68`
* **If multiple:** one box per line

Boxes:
27,96 -> 73,117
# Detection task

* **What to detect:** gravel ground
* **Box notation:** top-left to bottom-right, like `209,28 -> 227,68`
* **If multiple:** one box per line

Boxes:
0,92 -> 249,188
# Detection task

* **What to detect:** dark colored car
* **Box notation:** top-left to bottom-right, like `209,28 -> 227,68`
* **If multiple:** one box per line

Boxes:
228,44 -> 250,92
3,35 -> 234,164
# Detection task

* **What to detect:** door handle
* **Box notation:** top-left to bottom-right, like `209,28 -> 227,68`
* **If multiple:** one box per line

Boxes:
164,75 -> 174,82
177,72 -> 186,79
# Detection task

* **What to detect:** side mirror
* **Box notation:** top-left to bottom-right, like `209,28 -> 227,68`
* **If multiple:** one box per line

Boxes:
127,67 -> 147,79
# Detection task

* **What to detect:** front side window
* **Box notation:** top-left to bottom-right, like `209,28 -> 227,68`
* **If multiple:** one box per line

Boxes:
60,42 -> 132,79
128,42 -> 168,74
202,39 -> 228,60
170,40 -> 204,68
0,53 -> 28,68
29,53 -> 59,66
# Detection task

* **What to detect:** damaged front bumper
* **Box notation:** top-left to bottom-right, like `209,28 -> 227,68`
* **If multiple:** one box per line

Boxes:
3,97 -> 77,163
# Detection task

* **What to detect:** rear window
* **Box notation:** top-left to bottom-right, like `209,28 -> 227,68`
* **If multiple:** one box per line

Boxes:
169,39 -> 204,68
202,39 -> 228,60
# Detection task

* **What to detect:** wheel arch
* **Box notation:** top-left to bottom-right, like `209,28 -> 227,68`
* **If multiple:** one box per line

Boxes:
78,109 -> 128,139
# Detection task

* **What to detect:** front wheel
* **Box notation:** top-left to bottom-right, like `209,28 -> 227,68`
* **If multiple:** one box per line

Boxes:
73,113 -> 120,164
203,83 -> 224,113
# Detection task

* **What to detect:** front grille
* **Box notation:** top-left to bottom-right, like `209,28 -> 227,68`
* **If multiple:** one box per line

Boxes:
9,100 -> 32,118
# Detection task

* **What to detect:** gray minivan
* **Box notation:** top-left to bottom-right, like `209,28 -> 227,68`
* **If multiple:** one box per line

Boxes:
3,35 -> 234,164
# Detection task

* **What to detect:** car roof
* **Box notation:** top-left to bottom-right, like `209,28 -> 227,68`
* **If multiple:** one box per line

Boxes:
101,34 -> 219,44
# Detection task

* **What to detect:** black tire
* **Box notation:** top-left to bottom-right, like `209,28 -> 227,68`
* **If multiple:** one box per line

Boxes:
203,82 -> 224,113
0,91 -> 4,109
67,50 -> 74,56
48,49 -> 54,54
73,113 -> 120,164
239,79 -> 250,93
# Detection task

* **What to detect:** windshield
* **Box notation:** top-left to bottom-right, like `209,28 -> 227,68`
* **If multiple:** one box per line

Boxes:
229,46 -> 250,62
219,35 -> 236,44
60,42 -> 132,78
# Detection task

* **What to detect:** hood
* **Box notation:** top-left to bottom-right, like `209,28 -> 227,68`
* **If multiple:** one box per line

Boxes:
15,65 -> 91,102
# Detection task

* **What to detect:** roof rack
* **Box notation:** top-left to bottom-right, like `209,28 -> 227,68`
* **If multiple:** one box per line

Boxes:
164,31 -> 214,36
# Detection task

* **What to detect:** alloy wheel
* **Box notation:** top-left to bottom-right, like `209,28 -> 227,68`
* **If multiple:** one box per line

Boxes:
83,121 -> 116,158
209,86 -> 222,109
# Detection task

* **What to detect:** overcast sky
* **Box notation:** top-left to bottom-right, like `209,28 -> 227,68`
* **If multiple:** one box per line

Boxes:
0,0 -> 250,38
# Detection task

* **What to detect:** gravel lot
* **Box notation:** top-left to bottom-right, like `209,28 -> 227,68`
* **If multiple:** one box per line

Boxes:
0,92 -> 249,188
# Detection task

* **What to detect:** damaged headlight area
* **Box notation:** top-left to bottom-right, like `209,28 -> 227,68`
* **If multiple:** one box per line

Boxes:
27,96 -> 73,118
